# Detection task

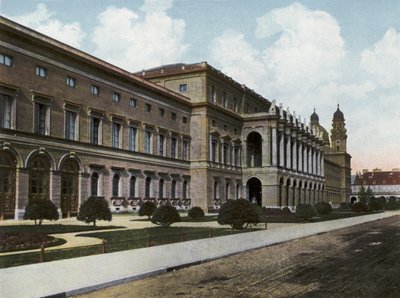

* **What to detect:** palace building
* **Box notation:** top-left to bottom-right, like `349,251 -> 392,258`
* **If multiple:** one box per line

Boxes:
0,17 -> 351,220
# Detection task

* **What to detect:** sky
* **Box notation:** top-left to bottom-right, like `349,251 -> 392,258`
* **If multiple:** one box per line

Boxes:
1,0 -> 400,173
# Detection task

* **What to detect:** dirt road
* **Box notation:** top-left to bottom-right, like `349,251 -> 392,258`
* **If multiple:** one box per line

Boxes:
75,216 -> 400,298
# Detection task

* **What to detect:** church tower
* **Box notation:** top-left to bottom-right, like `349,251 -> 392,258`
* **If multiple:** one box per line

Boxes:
330,104 -> 347,152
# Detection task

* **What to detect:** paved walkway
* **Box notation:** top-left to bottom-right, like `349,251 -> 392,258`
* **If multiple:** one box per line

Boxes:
1,211 -> 399,298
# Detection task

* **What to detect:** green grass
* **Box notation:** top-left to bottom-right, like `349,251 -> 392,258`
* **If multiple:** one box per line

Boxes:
0,224 -> 125,235
131,215 -> 218,223
265,210 -> 378,223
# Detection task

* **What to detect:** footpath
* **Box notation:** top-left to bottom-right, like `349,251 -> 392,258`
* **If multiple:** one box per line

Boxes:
1,211 -> 399,298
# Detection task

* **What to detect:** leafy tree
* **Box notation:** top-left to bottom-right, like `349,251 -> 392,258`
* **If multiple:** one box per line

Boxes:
139,201 -> 157,220
295,204 -> 316,221
23,199 -> 59,225
151,205 -> 182,227
385,197 -> 400,210
358,186 -> 373,204
217,199 -> 261,229
77,197 -> 112,226
188,206 -> 205,219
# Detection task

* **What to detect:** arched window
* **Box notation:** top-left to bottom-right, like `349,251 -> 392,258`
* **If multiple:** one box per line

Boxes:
183,180 -> 188,199
112,173 -> 120,197
29,155 -> 50,201
91,172 -> 99,196
159,178 -> 164,199
246,132 -> 262,167
225,182 -> 230,200
130,176 -> 136,197
171,180 -> 176,199
145,176 -> 151,198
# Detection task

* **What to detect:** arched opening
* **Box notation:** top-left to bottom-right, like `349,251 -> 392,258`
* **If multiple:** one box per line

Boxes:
112,173 -> 120,197
285,178 -> 290,207
304,182 -> 308,204
130,176 -> 136,198
225,182 -> 230,200
298,181 -> 302,204
292,180 -> 297,208
29,155 -> 50,201
236,182 -> 240,199
159,179 -> 164,199
247,177 -> 262,206
91,172 -> 99,196
214,180 -> 219,200
246,132 -> 262,167
60,159 -> 79,218
0,151 -> 16,220
145,176 -> 152,198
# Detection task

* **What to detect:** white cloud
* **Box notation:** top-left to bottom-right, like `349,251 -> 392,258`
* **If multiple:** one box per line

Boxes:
361,27 -> 400,89
92,2 -> 188,72
6,3 -> 85,48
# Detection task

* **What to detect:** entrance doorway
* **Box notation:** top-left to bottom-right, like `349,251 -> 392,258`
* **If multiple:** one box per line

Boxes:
61,159 -> 79,218
0,151 -> 16,220
247,177 -> 262,206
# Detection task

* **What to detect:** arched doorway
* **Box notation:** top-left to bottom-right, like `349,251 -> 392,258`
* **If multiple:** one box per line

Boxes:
60,159 -> 80,218
29,155 -> 50,201
247,177 -> 262,206
246,132 -> 262,167
0,151 -> 16,220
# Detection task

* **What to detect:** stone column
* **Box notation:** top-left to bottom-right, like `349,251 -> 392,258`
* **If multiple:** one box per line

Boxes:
321,152 -> 325,177
271,127 -> 278,166
298,142 -> 303,172
292,138 -> 297,171
279,132 -> 285,168
79,173 -> 90,205
51,170 -> 62,216
308,147 -> 312,175
263,129 -> 271,167
286,135 -> 291,169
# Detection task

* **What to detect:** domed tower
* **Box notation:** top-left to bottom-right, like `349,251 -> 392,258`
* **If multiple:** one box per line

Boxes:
310,109 -> 330,149
331,105 -> 347,152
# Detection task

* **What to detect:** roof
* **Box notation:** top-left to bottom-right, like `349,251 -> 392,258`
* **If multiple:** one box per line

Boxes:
333,104 -> 345,121
353,171 -> 400,186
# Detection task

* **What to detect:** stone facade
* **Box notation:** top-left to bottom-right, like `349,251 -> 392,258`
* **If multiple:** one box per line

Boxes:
0,17 -> 351,220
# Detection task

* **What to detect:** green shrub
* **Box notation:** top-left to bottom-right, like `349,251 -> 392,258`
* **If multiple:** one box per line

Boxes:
351,202 -> 368,212
77,197 -> 112,226
282,207 -> 292,215
385,197 -> 400,210
338,202 -> 352,211
139,201 -> 157,220
151,205 -> 182,227
188,206 -> 205,219
23,199 -> 59,225
217,199 -> 261,229
368,197 -> 383,211
295,204 -> 315,221
314,202 -> 332,215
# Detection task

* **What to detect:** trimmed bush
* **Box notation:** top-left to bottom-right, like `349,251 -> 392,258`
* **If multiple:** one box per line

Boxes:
151,205 -> 182,227
368,197 -> 383,212
263,208 -> 291,216
139,201 -> 157,220
314,202 -> 332,215
385,197 -> 400,210
351,202 -> 368,212
23,199 -> 59,225
338,202 -> 352,211
217,199 -> 261,229
282,207 -> 292,215
295,204 -> 315,221
188,206 -> 205,219
77,197 -> 112,226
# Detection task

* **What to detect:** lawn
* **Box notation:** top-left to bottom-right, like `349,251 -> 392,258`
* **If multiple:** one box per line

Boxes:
130,215 -> 218,223
0,224 -> 125,235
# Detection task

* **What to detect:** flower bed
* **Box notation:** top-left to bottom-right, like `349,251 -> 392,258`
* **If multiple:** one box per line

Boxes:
0,232 -> 66,253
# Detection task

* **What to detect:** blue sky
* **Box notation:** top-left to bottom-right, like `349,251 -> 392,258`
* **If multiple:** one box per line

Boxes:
2,0 -> 400,172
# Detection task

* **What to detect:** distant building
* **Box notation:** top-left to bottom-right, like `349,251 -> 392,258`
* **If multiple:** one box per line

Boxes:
351,169 -> 400,202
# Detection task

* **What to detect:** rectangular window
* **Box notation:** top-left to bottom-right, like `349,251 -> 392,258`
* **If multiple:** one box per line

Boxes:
144,130 -> 152,154
179,83 -> 188,92
183,140 -> 189,161
145,103 -> 152,112
223,144 -> 228,164
211,140 -> 217,162
210,85 -> 216,103
129,126 -> 137,151
234,147 -> 240,166
0,54 -> 13,67
222,92 -> 227,107
0,94 -> 12,129
91,85 -> 100,96
35,66 -> 47,78
171,137 -> 177,158
129,98 -> 137,107
90,117 -> 100,145
65,110 -> 77,140
159,134 -> 165,156
159,108 -> 165,117
112,122 -> 121,148
35,103 -> 47,135
112,92 -> 121,102
66,76 -> 76,88
171,112 -> 177,120
182,116 -> 188,124
233,97 -> 238,112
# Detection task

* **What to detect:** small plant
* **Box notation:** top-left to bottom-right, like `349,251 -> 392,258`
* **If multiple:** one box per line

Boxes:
217,199 -> 261,229
139,201 -> 157,220
188,206 -> 205,219
77,196 -> 112,226
23,199 -> 59,225
295,204 -> 315,221
151,205 -> 182,227
351,202 -> 368,212
314,202 -> 332,215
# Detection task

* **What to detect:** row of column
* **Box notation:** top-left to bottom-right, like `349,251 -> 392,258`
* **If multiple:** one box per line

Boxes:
209,136 -> 241,167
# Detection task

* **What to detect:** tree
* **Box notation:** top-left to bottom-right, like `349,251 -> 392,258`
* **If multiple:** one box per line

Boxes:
217,199 -> 261,229
188,206 -> 205,220
358,186 -> 373,204
77,197 -> 112,226
23,199 -> 59,225
151,204 -> 182,227
139,201 -> 157,220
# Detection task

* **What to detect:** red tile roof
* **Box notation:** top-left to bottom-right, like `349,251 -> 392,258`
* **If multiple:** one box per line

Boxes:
354,171 -> 400,185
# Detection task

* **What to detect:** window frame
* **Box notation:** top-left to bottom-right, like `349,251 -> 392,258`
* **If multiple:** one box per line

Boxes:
91,85 -> 100,96
66,76 -> 76,88
0,54 -> 13,67
35,66 -> 48,78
